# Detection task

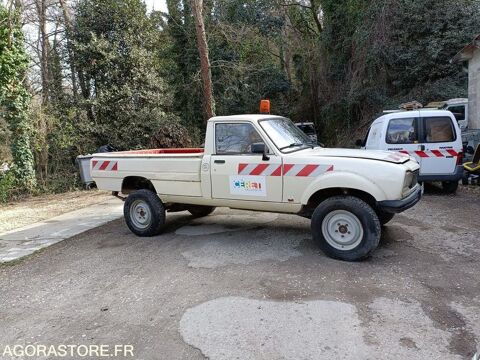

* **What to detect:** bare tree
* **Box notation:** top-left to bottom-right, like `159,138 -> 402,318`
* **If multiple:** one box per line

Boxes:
190,0 -> 215,121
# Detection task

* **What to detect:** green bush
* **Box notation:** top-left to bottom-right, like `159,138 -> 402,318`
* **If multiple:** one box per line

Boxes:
0,169 -> 16,203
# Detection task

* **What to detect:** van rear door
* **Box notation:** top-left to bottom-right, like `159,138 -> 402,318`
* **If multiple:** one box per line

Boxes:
420,116 -> 459,175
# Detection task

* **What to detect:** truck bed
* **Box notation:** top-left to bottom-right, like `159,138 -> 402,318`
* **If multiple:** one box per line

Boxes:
91,148 -> 205,197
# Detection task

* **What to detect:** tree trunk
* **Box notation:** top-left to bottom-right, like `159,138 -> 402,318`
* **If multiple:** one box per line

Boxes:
190,0 -> 215,121
58,0 -> 78,97
35,0 -> 50,104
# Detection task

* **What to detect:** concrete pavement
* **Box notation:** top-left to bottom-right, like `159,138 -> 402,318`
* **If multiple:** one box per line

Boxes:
0,188 -> 479,359
0,198 -> 123,263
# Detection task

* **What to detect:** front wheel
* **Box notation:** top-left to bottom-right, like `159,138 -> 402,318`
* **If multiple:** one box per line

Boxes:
376,210 -> 395,226
124,189 -> 166,236
311,196 -> 381,261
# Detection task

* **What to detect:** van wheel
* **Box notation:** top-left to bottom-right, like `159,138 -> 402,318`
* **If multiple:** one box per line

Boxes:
187,206 -> 216,217
311,196 -> 381,261
442,181 -> 458,194
376,210 -> 395,226
124,189 -> 166,236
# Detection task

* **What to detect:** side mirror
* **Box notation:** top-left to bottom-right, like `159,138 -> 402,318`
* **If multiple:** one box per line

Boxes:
251,142 -> 266,154
355,139 -> 363,147
251,142 -> 270,161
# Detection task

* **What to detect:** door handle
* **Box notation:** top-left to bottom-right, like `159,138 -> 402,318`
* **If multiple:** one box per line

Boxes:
214,160 -> 225,164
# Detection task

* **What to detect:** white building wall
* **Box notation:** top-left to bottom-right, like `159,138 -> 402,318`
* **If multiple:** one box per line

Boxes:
468,48 -> 480,129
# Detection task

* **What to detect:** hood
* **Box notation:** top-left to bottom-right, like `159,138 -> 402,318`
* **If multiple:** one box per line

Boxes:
292,148 -> 411,164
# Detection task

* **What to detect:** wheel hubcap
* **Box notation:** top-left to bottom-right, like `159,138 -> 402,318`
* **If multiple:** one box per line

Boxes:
130,200 -> 152,229
321,210 -> 364,251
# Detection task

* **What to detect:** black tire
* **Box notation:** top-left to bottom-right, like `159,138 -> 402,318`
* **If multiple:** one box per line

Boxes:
124,189 -> 166,236
442,181 -> 459,194
187,206 -> 216,217
376,210 -> 395,226
311,196 -> 381,261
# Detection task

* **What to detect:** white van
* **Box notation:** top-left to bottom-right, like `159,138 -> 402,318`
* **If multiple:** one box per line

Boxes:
357,110 -> 464,193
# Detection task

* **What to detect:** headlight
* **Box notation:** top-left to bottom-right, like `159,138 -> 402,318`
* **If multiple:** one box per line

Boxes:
403,170 -> 418,194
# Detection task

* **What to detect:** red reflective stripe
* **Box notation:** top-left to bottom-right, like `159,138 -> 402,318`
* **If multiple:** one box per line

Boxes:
415,151 -> 428,158
399,150 -> 409,154
238,163 -> 248,174
326,165 -> 334,172
250,163 -> 269,175
446,149 -> 458,156
296,164 -> 319,177
431,150 -> 443,157
99,161 -> 110,170
92,160 -> 98,168
111,162 -> 118,171
270,165 -> 282,176
283,164 -> 294,175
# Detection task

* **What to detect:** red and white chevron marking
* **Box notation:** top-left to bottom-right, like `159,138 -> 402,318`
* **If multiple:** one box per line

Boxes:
399,149 -> 460,158
238,163 -> 333,177
92,160 -> 118,171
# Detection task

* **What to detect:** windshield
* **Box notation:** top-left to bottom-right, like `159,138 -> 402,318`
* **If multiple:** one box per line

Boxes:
259,118 -> 317,152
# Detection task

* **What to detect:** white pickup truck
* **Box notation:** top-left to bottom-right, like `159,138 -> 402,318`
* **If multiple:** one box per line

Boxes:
91,115 -> 422,261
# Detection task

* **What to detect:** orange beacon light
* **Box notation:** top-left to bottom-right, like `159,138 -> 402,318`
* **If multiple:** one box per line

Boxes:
259,99 -> 270,114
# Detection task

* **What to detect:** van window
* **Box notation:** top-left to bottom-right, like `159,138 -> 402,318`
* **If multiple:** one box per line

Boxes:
424,117 -> 455,143
446,105 -> 465,121
386,118 -> 418,144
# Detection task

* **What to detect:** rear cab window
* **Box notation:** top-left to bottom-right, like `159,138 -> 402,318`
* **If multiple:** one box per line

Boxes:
386,118 -> 419,144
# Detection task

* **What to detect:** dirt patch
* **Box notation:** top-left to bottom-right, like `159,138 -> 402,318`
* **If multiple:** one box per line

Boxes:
0,190 -> 112,233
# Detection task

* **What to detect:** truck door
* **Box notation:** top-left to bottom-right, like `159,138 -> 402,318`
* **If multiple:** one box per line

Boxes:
384,117 -> 423,167
421,116 -> 458,175
210,122 -> 283,202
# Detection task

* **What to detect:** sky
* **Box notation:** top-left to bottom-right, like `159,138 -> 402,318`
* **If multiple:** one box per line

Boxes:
144,0 -> 168,13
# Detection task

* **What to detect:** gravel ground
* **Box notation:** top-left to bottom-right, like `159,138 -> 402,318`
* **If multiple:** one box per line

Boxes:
0,190 -> 112,233
0,185 -> 479,359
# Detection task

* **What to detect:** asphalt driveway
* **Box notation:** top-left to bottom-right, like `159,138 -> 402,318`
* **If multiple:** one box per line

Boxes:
1,187 -> 479,359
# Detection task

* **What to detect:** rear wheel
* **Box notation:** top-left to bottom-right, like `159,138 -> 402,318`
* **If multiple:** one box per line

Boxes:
441,181 -> 459,194
311,196 -> 381,261
124,189 -> 166,236
187,206 -> 216,217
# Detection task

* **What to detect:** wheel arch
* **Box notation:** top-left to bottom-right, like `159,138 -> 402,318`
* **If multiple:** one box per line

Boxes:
300,173 -> 386,218
301,172 -> 386,204
121,176 -> 156,194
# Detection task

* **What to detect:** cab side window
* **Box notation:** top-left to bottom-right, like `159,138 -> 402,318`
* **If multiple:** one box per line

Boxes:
424,117 -> 455,143
386,118 -> 418,144
215,123 -> 264,154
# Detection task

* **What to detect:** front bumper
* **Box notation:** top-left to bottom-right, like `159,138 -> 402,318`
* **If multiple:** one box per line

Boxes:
377,186 -> 422,214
